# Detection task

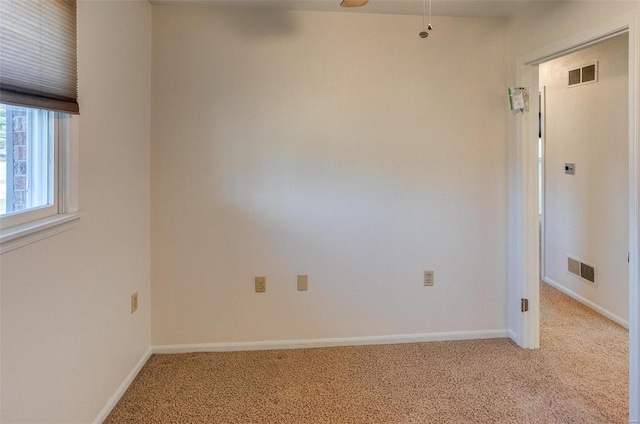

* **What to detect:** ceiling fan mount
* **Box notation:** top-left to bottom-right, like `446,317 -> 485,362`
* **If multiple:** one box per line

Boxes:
340,0 -> 369,8
339,0 -> 434,39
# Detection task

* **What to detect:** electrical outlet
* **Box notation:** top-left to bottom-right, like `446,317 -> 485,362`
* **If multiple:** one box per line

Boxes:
424,271 -> 434,287
131,291 -> 138,314
255,276 -> 266,293
297,274 -> 308,291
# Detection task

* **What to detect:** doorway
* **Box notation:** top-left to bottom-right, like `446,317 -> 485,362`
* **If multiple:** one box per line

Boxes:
537,33 -> 630,420
538,34 -> 629,328
512,16 -> 639,421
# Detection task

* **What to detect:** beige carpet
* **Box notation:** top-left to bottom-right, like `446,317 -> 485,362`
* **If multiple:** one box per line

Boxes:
106,283 -> 628,423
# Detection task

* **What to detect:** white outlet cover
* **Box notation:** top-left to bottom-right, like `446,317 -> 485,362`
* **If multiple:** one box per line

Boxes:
424,271 -> 434,286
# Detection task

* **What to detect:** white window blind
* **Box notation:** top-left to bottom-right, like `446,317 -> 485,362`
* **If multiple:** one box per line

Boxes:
0,0 -> 79,114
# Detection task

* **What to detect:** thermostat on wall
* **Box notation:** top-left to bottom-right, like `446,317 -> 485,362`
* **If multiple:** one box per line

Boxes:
565,163 -> 575,175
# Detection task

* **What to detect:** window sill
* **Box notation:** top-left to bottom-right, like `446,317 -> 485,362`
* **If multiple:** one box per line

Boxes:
1,212 -> 80,254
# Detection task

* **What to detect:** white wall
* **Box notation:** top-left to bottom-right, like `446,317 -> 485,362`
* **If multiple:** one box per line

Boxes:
0,1 -> 151,422
540,35 -> 629,322
151,6 -> 509,346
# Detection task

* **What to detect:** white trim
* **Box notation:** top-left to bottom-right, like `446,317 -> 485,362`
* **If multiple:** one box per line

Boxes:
0,212 -> 80,253
152,330 -> 509,354
510,59 -> 541,350
539,86 -> 547,281
92,348 -> 152,424
65,114 -> 79,212
628,11 -> 640,424
0,212 -> 80,254
543,277 -> 629,329
519,16 -> 630,66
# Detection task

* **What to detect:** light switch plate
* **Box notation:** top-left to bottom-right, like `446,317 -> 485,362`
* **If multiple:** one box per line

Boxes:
297,275 -> 308,291
565,163 -> 575,175
131,291 -> 138,314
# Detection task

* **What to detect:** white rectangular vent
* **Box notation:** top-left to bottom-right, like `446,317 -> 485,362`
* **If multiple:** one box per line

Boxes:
568,62 -> 598,87
568,255 -> 596,284
568,257 -> 580,276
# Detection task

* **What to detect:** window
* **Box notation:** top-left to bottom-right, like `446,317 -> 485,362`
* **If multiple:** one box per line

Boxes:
1,105 -> 55,221
0,104 -> 75,252
0,0 -> 79,252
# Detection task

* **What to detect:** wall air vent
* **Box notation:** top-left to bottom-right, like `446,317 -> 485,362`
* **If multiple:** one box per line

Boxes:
568,62 -> 598,87
568,255 -> 596,284
581,64 -> 596,82
568,69 -> 581,86
568,257 -> 580,276
580,262 -> 595,283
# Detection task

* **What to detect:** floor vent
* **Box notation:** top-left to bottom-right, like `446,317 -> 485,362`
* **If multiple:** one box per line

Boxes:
568,255 -> 596,284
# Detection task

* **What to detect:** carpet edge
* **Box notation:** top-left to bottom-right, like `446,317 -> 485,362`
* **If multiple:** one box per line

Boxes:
152,330 -> 509,354
543,277 -> 629,328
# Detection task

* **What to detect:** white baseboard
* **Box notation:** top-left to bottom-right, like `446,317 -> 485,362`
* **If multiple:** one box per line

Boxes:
508,329 -> 518,344
543,277 -> 629,329
93,347 -> 152,424
153,329 -> 509,354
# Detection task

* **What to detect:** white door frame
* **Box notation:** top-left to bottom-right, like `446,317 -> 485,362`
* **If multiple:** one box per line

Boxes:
539,87 -> 546,282
510,13 -> 639,421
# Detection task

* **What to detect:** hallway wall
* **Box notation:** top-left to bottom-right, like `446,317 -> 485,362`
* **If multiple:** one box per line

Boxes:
540,35 -> 629,324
